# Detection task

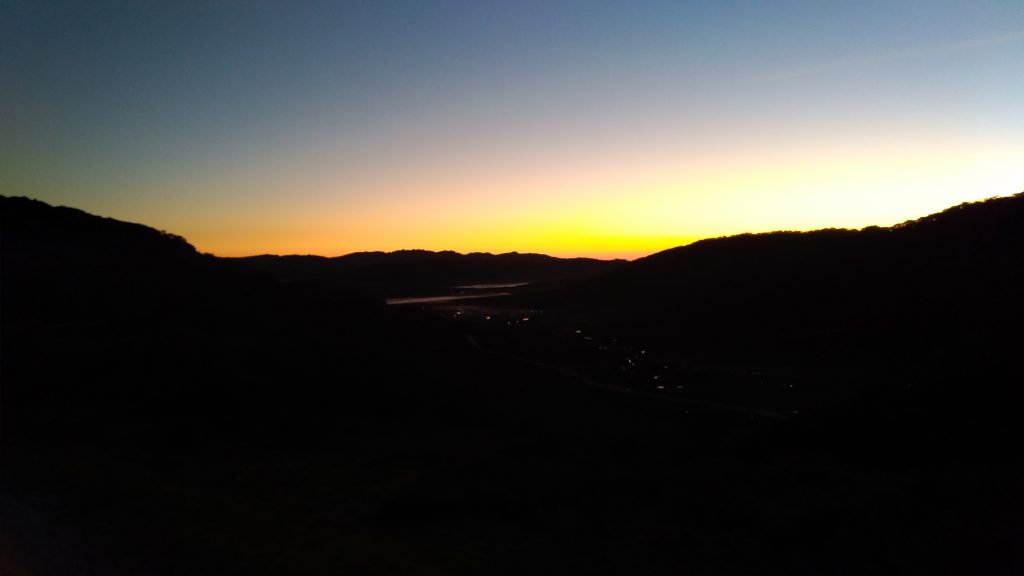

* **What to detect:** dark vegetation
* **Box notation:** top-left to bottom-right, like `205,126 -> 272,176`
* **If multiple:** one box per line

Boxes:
2,193 -> 1022,574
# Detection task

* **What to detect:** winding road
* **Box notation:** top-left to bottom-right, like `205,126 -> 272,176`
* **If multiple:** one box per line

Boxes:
463,333 -> 790,421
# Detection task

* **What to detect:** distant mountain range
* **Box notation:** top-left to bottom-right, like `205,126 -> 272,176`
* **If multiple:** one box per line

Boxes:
231,250 -> 624,298
5,191 -> 1022,325
5,191 -> 1023,392
5,192 -> 1022,302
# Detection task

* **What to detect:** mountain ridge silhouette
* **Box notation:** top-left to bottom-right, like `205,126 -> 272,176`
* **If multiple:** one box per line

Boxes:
7,191 -> 1021,269
3,191 -> 1024,574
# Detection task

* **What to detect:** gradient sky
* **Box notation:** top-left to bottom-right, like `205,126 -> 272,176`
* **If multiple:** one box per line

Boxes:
3,1 -> 1022,258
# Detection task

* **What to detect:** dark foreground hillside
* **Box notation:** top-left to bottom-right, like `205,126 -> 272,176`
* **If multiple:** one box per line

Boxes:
2,195 -> 1022,574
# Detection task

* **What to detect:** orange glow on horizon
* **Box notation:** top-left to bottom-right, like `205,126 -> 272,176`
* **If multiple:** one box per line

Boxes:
8,3 -> 1022,263
165,135 -> 1022,260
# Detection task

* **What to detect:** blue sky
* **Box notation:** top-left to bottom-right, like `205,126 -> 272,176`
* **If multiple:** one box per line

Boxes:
3,1 -> 1022,256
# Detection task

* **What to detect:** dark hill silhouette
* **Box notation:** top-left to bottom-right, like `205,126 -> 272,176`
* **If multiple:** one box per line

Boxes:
0,195 -> 397,446
3,196 -> 249,315
232,249 -> 623,298
3,193 -> 1023,574
534,192 -> 1024,434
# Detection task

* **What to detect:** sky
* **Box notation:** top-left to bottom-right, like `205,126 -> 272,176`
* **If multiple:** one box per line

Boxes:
2,1 -> 1022,259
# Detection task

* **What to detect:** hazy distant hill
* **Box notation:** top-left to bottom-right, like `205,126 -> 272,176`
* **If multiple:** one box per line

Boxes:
232,249 -> 624,297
